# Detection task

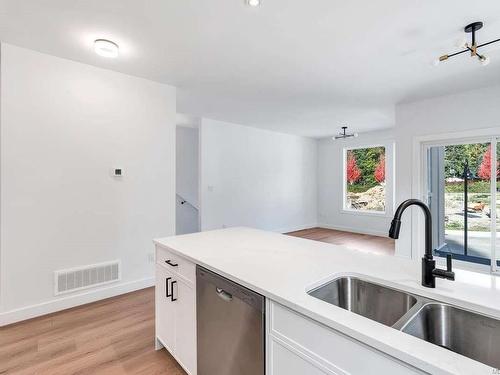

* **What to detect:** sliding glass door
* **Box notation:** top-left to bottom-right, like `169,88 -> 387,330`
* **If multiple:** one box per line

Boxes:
495,140 -> 500,272
427,138 -> 499,270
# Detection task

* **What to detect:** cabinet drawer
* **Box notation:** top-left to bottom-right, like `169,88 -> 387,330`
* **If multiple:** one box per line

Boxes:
156,245 -> 196,283
270,302 -> 423,375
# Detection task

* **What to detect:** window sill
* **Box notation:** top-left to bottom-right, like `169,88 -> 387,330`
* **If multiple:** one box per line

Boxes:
435,256 -> 497,276
340,208 -> 390,218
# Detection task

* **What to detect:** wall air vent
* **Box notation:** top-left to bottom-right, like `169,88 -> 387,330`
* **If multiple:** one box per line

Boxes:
54,260 -> 121,295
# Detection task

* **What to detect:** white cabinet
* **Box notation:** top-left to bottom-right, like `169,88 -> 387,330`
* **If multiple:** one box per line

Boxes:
267,301 -> 425,375
270,339 -> 329,375
155,264 -> 176,352
155,245 -> 197,375
174,278 -> 197,373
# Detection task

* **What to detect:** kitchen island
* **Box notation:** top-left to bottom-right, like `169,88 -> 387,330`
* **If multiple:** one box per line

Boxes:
154,227 -> 500,375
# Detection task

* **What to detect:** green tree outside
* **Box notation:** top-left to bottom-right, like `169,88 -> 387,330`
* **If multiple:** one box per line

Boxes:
346,146 -> 385,193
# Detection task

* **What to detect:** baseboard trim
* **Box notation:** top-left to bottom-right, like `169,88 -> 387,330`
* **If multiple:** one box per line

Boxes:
317,223 -> 387,238
274,223 -> 319,234
0,277 -> 155,327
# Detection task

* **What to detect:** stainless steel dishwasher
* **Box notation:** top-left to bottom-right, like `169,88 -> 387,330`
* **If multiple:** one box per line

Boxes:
196,266 -> 265,375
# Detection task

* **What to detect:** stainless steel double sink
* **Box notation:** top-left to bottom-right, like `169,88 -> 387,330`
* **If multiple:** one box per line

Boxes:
308,276 -> 500,369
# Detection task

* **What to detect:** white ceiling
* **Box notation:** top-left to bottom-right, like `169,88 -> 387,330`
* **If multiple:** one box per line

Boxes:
0,1 -> 499,138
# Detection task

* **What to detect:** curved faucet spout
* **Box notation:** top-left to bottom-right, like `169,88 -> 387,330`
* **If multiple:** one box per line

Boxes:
389,199 -> 454,288
389,199 -> 433,259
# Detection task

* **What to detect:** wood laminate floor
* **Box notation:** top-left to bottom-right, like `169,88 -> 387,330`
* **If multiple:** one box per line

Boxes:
286,227 -> 395,256
0,288 -> 186,375
0,227 -> 393,375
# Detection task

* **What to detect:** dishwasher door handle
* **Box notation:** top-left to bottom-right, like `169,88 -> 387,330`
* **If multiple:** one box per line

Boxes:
216,287 -> 233,302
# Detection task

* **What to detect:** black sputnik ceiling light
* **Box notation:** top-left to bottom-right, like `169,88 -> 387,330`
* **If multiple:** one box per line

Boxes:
332,126 -> 358,140
435,22 -> 499,67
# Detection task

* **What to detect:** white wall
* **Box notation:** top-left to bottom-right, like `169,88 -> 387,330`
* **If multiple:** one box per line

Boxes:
395,84 -> 500,258
317,129 -> 395,236
176,126 -> 200,235
200,118 -> 317,233
0,44 -> 176,324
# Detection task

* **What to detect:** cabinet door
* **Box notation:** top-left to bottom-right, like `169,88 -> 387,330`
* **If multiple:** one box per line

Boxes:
269,302 -> 424,375
270,339 -> 332,375
155,264 -> 176,353
175,278 -> 197,375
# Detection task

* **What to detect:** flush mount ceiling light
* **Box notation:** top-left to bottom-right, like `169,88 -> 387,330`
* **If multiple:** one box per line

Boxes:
333,126 -> 358,140
246,0 -> 261,7
434,22 -> 499,67
94,39 -> 119,58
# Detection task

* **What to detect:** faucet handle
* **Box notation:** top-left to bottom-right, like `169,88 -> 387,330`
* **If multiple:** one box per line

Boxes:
432,253 -> 455,282
446,253 -> 453,272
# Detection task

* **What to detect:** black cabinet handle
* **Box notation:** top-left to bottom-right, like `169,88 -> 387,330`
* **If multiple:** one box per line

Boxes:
166,277 -> 172,298
165,259 -> 179,267
171,280 -> 178,302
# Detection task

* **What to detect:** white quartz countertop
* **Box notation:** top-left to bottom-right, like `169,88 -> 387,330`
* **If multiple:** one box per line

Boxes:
154,227 -> 500,375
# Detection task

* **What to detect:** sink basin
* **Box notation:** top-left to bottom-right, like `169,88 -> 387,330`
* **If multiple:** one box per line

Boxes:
402,303 -> 500,369
308,276 -> 418,326
308,275 -> 500,368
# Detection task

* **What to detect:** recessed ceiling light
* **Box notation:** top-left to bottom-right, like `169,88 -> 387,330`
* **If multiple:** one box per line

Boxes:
94,39 -> 119,58
247,0 -> 261,7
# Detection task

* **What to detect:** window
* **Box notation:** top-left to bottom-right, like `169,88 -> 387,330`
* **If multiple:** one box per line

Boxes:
426,138 -> 500,271
344,146 -> 386,213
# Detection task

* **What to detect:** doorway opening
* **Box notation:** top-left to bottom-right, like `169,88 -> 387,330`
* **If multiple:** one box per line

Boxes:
176,124 -> 200,235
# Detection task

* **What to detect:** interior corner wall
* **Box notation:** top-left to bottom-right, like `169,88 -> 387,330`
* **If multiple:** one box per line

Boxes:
200,118 -> 318,233
395,84 -> 500,259
0,43 -> 176,324
317,129 -> 395,237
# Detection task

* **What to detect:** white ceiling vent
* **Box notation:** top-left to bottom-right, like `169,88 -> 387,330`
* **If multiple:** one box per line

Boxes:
54,260 -> 121,295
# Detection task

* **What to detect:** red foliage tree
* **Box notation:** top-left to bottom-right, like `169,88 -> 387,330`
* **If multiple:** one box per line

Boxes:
478,145 -> 499,180
374,155 -> 385,183
346,152 -> 362,184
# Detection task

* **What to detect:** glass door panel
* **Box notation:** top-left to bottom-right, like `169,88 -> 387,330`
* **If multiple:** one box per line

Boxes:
428,142 -> 492,265
496,140 -> 500,270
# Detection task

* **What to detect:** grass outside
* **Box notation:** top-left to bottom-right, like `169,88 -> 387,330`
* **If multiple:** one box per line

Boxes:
445,180 -> 490,193
444,180 -> 500,232
346,182 -> 378,194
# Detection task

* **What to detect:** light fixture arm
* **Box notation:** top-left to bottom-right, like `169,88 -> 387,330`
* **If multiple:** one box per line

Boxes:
477,38 -> 500,49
